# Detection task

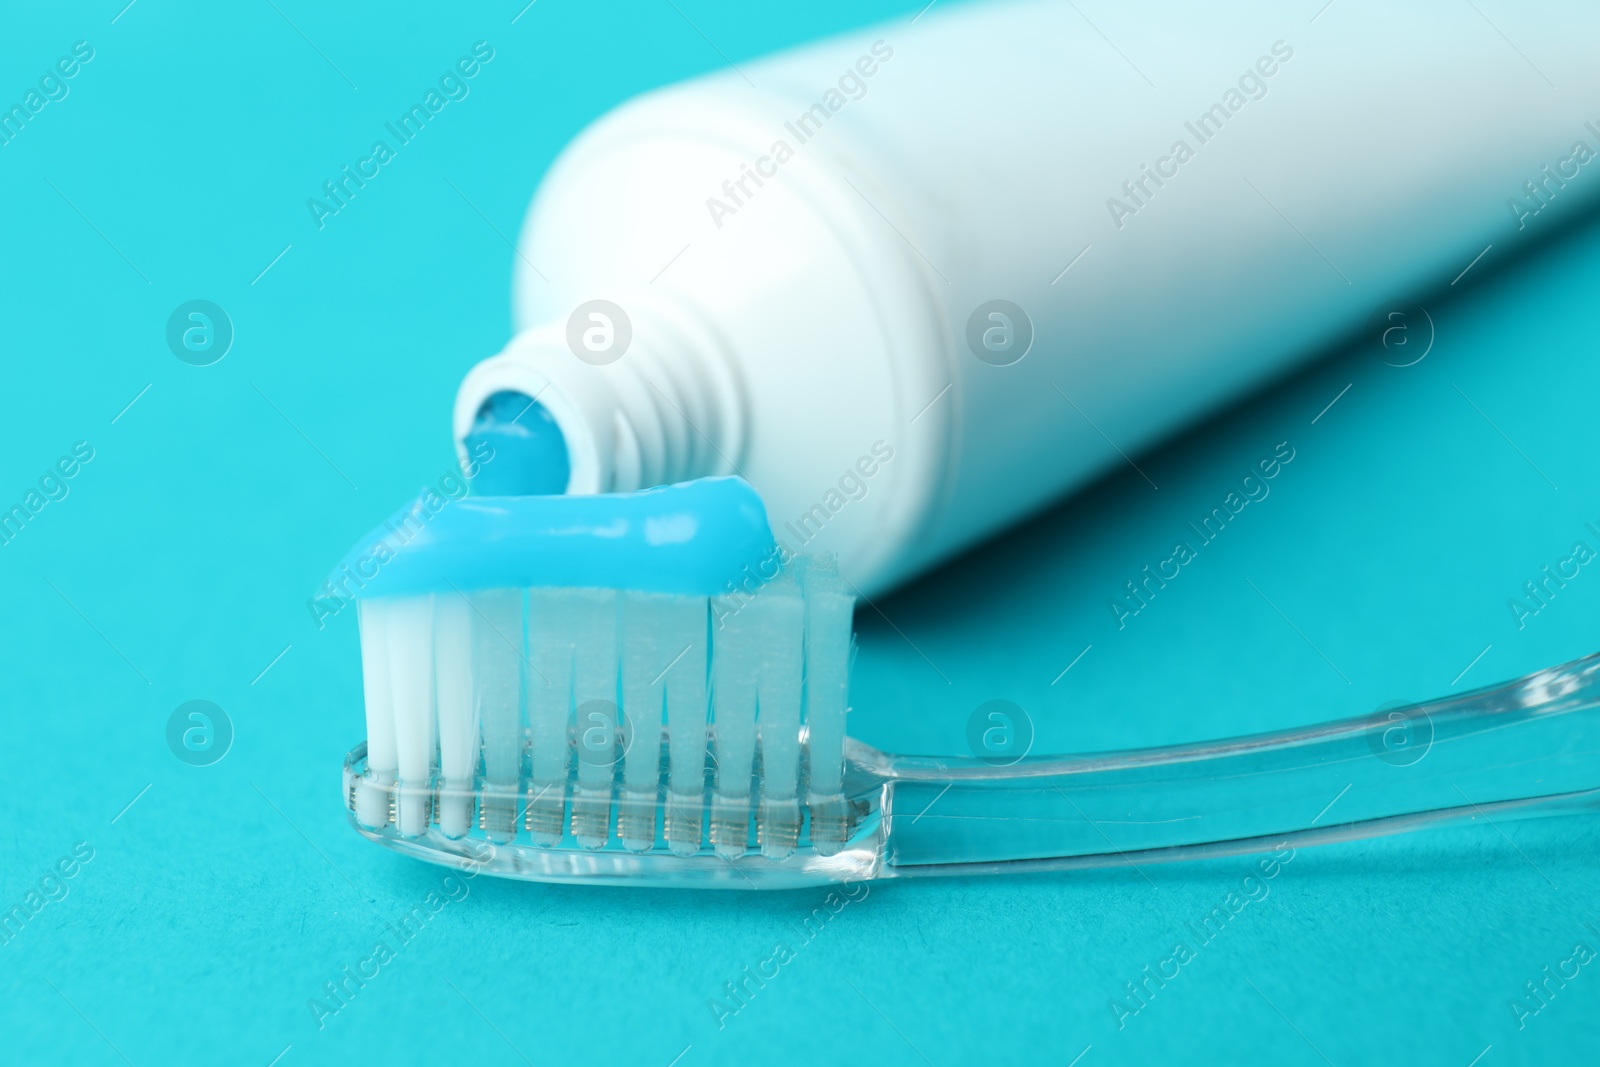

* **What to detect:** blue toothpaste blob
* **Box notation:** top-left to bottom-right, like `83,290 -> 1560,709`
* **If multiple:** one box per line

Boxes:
463,390 -> 571,496
335,476 -> 776,599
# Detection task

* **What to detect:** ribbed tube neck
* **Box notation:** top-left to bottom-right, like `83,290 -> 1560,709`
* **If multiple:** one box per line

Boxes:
454,294 -> 744,495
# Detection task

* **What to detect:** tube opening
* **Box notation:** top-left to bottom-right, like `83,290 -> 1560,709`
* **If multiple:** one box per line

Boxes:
466,390 -> 572,495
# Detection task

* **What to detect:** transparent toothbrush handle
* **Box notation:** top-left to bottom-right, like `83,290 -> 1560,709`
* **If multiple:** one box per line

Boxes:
859,652 -> 1600,878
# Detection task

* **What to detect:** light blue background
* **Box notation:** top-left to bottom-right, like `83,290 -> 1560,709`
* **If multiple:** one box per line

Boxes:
3,1 -> 1598,1064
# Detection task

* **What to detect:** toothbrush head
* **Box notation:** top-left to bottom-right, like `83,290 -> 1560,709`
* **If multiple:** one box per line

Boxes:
339,478 -> 876,888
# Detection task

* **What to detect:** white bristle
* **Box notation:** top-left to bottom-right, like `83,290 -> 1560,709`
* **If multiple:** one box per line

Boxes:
570,589 -> 620,849
659,597 -> 711,857
620,592 -> 706,853
471,588 -> 523,843
355,599 -> 396,830
755,570 -> 805,860
526,588 -> 579,845
709,578 -> 802,860
385,595 -> 437,838
434,595 -> 476,839
801,559 -> 854,856
351,556 -> 856,860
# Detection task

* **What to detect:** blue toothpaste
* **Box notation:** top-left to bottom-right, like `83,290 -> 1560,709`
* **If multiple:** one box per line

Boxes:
333,476 -> 777,599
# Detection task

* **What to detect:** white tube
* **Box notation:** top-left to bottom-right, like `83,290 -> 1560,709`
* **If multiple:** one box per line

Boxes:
455,0 -> 1600,594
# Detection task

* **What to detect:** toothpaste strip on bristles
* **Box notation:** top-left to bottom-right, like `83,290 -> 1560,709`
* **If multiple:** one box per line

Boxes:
339,476 -> 855,858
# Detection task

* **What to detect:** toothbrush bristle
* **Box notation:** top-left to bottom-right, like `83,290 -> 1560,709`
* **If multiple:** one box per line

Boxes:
350,557 -> 855,860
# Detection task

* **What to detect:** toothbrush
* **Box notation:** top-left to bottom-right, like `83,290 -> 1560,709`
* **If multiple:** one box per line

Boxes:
337,478 -> 1600,888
